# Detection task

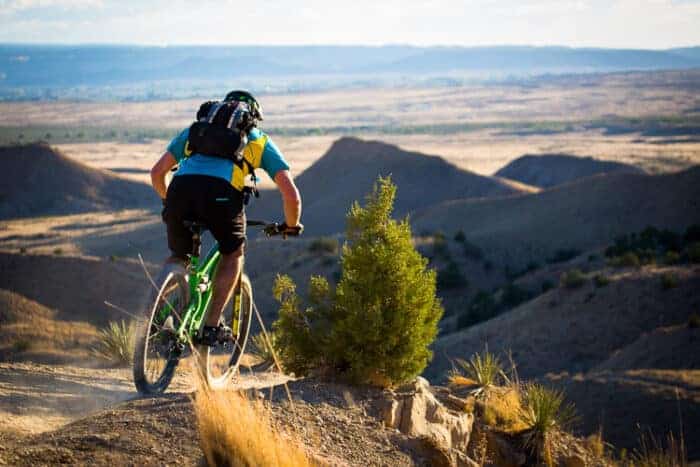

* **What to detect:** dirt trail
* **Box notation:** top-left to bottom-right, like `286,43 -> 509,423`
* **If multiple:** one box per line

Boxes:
0,362 -> 420,466
0,362 -> 287,436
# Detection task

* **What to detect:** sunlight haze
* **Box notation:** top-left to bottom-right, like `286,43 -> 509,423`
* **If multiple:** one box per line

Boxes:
1,0 -> 699,48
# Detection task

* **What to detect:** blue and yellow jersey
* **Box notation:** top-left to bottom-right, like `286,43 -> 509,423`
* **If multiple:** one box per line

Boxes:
166,127 -> 290,190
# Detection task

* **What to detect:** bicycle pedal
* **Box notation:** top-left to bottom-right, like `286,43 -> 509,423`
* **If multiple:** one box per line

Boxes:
161,316 -> 176,333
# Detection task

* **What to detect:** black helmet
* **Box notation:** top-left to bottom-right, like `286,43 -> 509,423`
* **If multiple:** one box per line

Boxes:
224,90 -> 263,121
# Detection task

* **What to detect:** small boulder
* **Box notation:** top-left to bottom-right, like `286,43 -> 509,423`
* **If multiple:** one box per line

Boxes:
380,376 -> 475,462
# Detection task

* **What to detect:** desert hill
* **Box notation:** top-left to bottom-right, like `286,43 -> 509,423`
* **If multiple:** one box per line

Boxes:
0,252 -> 155,327
0,289 -> 99,364
593,324 -> 700,371
413,166 -> 700,269
548,369 -> 700,460
424,264 -> 700,457
0,144 -> 155,219
254,137 -> 525,235
425,265 -> 700,381
494,153 -> 644,188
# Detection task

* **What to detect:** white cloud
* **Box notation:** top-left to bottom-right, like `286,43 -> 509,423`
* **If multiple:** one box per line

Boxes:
0,0 -> 698,48
0,0 -> 102,11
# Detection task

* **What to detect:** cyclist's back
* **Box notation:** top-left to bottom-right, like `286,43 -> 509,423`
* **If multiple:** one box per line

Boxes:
149,90 -> 302,345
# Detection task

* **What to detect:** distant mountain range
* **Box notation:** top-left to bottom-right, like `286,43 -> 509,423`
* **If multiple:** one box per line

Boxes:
1,44 -> 699,100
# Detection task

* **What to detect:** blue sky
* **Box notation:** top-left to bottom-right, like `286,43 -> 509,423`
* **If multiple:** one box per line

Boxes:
0,0 -> 699,48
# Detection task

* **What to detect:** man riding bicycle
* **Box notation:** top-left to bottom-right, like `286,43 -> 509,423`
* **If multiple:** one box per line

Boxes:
149,90 -> 302,346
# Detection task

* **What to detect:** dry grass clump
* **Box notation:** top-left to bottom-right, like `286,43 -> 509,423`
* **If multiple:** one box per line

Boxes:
560,269 -> 587,289
584,428 -> 608,458
626,432 -> 687,467
92,320 -> 135,366
478,386 -> 529,433
194,387 -> 312,467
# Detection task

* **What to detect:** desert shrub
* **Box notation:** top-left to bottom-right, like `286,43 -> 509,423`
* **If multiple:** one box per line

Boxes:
454,230 -> 466,243
687,242 -> 700,263
458,290 -> 499,329
433,231 -> 450,259
664,251 -> 681,265
273,177 -> 443,386
195,387 -> 311,467
560,269 -> 587,289
53,248 -> 63,255
308,236 -> 338,255
272,275 -> 332,375
541,280 -> 554,293
593,273 -> 610,288
688,313 -> 700,329
660,272 -> 679,290
92,320 -> 134,366
11,339 -> 32,353
449,351 -> 507,392
437,261 -> 468,289
546,248 -> 581,264
684,224 -> 700,244
609,252 -> 641,268
520,383 -> 577,462
605,226 -> 688,264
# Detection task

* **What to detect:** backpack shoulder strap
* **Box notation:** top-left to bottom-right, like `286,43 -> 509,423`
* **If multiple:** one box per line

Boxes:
206,102 -> 224,123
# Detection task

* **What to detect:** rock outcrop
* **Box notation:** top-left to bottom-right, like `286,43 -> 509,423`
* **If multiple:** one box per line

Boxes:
378,377 -> 476,466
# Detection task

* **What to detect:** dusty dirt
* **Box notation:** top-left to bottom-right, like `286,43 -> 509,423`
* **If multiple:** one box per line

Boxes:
0,362 -> 426,466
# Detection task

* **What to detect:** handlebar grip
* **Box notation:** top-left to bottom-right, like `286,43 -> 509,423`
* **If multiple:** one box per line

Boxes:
263,222 -> 303,237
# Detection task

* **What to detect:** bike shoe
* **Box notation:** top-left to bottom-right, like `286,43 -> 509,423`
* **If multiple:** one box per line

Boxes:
197,325 -> 233,346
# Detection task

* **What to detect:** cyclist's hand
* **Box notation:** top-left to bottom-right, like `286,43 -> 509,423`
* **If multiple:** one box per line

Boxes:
281,222 -> 303,237
264,222 -> 303,238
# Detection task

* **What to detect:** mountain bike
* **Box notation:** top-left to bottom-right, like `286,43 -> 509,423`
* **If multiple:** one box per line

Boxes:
133,219 -> 298,394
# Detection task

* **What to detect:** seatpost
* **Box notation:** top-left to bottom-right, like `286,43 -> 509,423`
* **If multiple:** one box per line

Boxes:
191,228 -> 202,258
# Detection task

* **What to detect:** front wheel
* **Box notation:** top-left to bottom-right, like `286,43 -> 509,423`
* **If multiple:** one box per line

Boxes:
133,262 -> 189,395
196,274 -> 253,389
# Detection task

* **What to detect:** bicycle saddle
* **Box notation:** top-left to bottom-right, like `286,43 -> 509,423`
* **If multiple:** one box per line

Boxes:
183,220 -> 207,232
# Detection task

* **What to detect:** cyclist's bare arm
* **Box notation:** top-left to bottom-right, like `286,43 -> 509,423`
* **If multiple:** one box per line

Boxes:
274,169 -> 302,227
150,151 -> 178,199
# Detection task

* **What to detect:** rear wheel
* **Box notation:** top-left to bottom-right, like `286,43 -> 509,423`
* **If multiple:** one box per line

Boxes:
197,274 -> 253,389
133,262 -> 189,395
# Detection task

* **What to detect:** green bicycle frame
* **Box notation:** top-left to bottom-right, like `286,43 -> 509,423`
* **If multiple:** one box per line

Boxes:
164,242 -> 242,345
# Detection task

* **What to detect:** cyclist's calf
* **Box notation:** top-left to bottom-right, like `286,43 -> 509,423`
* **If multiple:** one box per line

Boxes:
206,243 -> 244,327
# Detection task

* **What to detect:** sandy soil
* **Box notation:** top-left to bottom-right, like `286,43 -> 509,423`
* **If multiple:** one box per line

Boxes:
0,361 -> 287,437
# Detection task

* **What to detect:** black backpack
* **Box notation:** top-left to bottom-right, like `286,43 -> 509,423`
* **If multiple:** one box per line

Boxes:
186,100 -> 257,161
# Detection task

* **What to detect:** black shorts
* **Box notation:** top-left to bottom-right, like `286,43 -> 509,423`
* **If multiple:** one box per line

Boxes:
164,175 -> 246,259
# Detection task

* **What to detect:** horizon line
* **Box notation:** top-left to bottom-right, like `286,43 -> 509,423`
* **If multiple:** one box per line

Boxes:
1,42 -> 699,52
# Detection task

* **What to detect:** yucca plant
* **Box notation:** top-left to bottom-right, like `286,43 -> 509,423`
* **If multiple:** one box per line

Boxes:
448,351 -> 508,396
92,320 -> 135,366
520,383 -> 578,464
249,331 -> 280,370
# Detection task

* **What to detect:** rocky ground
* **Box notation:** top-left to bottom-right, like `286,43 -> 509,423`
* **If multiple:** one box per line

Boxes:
0,361 -> 614,467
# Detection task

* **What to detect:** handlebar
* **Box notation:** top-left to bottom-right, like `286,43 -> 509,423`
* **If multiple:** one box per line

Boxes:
247,220 -> 303,238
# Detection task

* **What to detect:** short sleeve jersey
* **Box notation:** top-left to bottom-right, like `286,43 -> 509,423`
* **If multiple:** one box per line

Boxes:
166,127 -> 290,185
